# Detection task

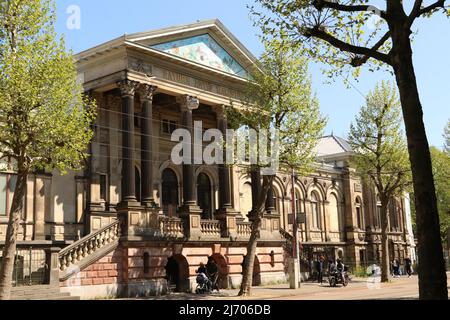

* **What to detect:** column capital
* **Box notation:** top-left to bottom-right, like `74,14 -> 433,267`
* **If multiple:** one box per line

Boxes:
216,105 -> 229,121
138,84 -> 158,102
177,95 -> 199,111
117,79 -> 139,97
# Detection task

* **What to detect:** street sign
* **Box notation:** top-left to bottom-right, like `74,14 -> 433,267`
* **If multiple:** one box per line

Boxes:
288,213 -> 306,225
297,213 -> 306,224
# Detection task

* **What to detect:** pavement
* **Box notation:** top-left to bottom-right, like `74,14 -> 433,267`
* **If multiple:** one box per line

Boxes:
134,272 -> 450,300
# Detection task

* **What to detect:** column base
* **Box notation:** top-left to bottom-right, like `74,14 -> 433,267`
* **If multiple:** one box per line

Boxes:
178,204 -> 203,240
216,207 -> 238,238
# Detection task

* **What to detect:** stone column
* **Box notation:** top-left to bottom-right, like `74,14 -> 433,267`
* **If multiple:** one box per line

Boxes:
117,79 -> 139,206
177,95 -> 202,239
216,106 -> 237,238
34,175 -> 46,240
265,183 -> 276,213
139,84 -> 158,207
249,168 -> 261,221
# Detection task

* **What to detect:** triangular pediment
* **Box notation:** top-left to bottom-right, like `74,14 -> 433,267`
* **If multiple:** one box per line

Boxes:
125,20 -> 256,79
151,34 -> 247,78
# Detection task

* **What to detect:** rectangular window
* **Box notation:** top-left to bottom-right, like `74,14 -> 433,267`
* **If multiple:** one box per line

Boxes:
0,173 -> 24,217
99,174 -> 107,201
161,119 -> 177,135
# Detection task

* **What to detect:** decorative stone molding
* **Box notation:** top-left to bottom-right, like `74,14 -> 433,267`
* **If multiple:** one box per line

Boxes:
176,95 -> 200,111
117,79 -> 139,97
138,84 -> 158,102
128,58 -> 153,75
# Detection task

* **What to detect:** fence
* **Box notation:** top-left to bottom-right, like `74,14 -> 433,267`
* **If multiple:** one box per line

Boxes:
0,246 -> 50,287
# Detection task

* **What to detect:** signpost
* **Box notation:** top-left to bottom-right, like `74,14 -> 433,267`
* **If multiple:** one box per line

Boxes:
290,168 -> 301,289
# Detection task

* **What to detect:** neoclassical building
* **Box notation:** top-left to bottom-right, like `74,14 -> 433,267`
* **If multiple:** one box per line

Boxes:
0,20 -> 415,299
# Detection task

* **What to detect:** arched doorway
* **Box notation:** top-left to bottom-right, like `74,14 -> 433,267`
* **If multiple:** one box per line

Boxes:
211,254 -> 229,289
241,255 -> 261,287
162,169 -> 178,217
197,173 -> 212,219
165,254 -> 189,292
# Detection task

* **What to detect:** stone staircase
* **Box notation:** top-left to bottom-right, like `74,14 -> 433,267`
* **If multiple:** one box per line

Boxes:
11,284 -> 79,300
58,220 -> 121,281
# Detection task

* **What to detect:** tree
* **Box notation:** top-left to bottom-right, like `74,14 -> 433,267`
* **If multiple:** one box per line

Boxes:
348,81 -> 411,282
444,119 -> 450,154
252,0 -> 449,300
227,32 -> 326,296
430,147 -> 450,242
0,0 -> 96,300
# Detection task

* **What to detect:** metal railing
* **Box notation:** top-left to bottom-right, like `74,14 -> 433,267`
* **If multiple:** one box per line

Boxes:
0,247 -> 48,287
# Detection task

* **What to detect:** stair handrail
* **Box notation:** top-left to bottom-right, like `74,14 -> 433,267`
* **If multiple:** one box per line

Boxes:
58,220 -> 121,258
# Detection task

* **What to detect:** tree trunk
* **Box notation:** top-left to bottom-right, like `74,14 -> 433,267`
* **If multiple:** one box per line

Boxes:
238,174 -> 272,296
391,29 -> 448,299
380,203 -> 390,283
238,217 -> 261,296
0,170 -> 28,300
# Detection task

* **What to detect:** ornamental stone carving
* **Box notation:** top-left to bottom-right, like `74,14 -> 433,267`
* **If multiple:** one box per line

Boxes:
177,95 -> 200,111
117,79 -> 139,97
138,84 -> 158,102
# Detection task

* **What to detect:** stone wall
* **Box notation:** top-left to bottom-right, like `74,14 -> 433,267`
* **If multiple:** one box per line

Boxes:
60,248 -> 123,299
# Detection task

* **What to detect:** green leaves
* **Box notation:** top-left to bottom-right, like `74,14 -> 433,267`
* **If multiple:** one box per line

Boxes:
0,0 -> 96,174
228,27 -> 326,174
444,119 -> 450,154
348,81 -> 411,197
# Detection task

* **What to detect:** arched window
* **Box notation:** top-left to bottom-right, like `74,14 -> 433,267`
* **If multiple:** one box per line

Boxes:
240,182 -> 253,221
197,173 -> 212,220
356,197 -> 364,230
295,191 -> 302,215
329,194 -> 340,232
311,192 -> 321,229
376,195 -> 382,228
162,169 -> 178,217
389,198 -> 399,231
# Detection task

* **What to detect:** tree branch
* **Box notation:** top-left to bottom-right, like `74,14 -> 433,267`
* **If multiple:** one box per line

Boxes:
312,0 -> 387,19
304,26 -> 392,66
351,31 -> 391,67
408,0 -> 446,26
418,0 -> 446,16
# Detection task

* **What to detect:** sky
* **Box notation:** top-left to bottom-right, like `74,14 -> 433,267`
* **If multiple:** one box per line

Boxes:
55,0 -> 450,148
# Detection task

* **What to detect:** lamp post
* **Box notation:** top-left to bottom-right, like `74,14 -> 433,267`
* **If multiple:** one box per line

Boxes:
290,167 -> 301,289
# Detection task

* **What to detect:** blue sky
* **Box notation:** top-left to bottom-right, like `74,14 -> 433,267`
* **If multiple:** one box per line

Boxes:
55,0 -> 450,148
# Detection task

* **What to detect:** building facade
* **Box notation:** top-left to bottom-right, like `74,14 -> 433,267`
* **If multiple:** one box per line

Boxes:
0,20 -> 415,299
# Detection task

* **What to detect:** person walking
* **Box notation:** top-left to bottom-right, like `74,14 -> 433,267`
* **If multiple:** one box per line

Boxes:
392,259 -> 400,277
206,257 -> 219,292
316,256 -> 324,285
404,257 -> 412,278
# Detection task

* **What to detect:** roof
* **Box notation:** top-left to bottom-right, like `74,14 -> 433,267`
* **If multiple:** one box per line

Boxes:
74,19 -> 257,80
315,135 -> 353,158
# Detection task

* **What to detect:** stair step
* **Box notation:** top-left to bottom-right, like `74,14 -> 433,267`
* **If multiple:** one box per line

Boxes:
13,292 -> 77,300
11,288 -> 61,297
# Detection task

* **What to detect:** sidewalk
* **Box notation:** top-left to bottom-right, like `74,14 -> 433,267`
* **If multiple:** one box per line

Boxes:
135,274 -> 447,300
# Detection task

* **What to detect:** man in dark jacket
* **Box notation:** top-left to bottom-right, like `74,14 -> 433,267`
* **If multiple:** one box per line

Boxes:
316,256 -> 324,284
206,257 -> 219,292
